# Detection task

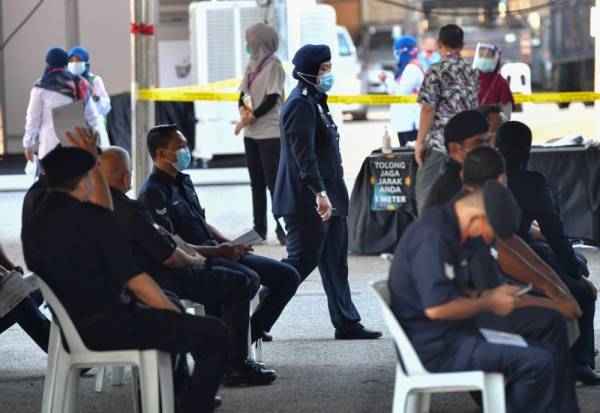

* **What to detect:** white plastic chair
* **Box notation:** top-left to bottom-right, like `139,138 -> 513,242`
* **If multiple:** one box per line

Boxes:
370,280 -> 506,413
36,276 -> 174,413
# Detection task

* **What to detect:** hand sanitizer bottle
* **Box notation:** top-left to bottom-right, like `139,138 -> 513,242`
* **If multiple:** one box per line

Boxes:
382,126 -> 392,154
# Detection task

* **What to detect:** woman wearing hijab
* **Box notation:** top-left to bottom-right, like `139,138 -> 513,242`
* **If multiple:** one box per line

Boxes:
381,35 -> 425,146
474,43 -> 514,118
23,47 -> 100,162
68,46 -> 111,147
237,23 -> 286,245
272,44 -> 382,340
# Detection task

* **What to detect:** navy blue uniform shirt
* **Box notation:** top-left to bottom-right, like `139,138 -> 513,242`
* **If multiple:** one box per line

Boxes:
21,190 -> 138,319
139,167 -> 214,246
507,165 -> 581,279
110,187 -> 177,273
389,202 -> 478,365
273,82 -> 349,216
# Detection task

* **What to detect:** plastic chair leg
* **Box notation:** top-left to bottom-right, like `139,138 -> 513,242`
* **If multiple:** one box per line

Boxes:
392,364 -> 409,413
112,366 -> 125,386
158,353 -> 175,413
405,393 -> 421,413
63,368 -> 80,413
50,357 -> 72,413
41,324 -> 61,413
95,366 -> 106,392
482,375 -> 506,413
139,352 -> 161,413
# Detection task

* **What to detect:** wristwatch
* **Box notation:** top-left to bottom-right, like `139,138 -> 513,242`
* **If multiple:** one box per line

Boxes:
317,191 -> 328,198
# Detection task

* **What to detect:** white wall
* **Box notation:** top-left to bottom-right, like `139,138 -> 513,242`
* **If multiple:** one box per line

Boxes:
2,0 -> 68,152
1,0 -> 190,153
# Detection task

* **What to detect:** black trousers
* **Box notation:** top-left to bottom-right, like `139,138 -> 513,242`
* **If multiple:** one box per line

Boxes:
282,215 -> 362,332
149,264 -> 256,365
0,289 -> 50,352
244,137 -> 285,238
208,254 -> 300,341
530,241 -> 596,368
76,307 -> 230,413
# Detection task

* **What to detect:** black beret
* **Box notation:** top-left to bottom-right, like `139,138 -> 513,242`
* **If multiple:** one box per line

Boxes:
482,180 -> 521,240
444,110 -> 489,147
496,121 -> 532,151
41,146 -> 96,181
292,44 -> 331,80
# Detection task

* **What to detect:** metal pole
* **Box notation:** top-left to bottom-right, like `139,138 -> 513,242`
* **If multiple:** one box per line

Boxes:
131,0 -> 157,196
594,1 -> 600,140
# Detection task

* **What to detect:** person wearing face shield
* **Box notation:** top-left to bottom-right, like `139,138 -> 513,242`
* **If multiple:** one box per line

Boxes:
474,43 -> 514,119
22,48 -> 101,167
68,47 -> 111,147
273,44 -> 382,340
389,180 -> 580,413
235,23 -> 287,246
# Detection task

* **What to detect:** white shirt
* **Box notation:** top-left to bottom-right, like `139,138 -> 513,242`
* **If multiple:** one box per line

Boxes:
22,87 -> 101,159
387,63 -> 425,134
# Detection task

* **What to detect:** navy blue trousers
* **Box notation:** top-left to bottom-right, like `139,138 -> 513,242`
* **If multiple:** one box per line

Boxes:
282,215 -> 362,332
0,289 -> 50,352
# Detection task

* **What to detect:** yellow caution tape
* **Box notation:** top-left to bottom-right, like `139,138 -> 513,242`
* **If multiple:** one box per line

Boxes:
138,86 -> 600,105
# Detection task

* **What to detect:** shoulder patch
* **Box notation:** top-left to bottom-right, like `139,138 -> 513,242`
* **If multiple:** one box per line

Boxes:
444,263 -> 455,280
155,208 -> 167,215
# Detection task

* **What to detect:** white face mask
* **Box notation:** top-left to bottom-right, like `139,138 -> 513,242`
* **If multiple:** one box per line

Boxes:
68,61 -> 86,76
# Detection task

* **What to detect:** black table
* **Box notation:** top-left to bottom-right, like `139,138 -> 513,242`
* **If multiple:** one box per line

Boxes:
348,146 -> 600,255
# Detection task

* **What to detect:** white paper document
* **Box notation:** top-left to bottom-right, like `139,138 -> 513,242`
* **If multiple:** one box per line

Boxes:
0,271 -> 35,318
231,229 -> 263,246
479,328 -> 528,348
171,234 -> 201,257
51,100 -> 87,146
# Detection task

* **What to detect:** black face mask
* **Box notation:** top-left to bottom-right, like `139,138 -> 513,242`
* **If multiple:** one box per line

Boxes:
463,236 -> 488,252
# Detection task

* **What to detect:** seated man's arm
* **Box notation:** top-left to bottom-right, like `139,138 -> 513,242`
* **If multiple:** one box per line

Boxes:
517,294 -> 581,320
138,187 -> 176,233
425,284 -> 520,320
207,224 -> 230,243
496,235 -> 570,299
163,247 -> 205,268
127,273 -> 181,313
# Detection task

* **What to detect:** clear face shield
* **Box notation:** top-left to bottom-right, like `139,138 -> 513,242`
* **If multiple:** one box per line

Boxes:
473,43 -> 500,73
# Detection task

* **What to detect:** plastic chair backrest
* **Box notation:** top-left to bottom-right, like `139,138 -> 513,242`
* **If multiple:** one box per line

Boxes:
371,280 -> 427,376
36,276 -> 90,354
500,63 -> 532,95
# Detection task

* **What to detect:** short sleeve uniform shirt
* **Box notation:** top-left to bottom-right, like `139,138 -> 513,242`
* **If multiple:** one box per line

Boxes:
388,203 -> 478,366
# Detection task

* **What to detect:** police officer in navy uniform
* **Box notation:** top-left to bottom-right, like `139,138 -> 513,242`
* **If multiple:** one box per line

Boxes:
273,44 -> 381,339
21,130 -> 229,413
98,146 -> 277,387
138,125 -> 301,346
389,181 -> 579,412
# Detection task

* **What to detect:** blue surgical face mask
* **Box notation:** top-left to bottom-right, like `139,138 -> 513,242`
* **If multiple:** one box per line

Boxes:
68,61 -> 86,76
476,57 -> 497,73
317,71 -> 335,93
165,147 -> 191,171
245,46 -> 253,55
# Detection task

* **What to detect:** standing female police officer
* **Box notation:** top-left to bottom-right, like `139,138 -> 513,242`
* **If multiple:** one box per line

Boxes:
273,44 -> 381,339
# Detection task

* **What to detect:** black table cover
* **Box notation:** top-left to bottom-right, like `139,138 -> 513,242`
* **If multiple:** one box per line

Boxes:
348,146 -> 600,254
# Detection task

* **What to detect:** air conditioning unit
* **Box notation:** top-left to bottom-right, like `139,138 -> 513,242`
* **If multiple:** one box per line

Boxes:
190,1 -> 266,162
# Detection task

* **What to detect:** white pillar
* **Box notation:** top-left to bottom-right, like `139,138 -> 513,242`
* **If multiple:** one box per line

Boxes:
130,0 -> 157,196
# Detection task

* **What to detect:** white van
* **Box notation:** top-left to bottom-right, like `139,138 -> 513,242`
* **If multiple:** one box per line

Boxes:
334,26 -> 366,120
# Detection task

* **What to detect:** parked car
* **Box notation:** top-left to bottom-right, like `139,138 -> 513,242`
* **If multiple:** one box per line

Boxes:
333,25 -> 367,120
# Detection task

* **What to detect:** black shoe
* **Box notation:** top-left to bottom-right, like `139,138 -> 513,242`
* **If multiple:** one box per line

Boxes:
223,358 -> 277,387
214,396 -> 222,409
335,327 -> 382,340
260,331 -> 273,342
573,365 -> 600,385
